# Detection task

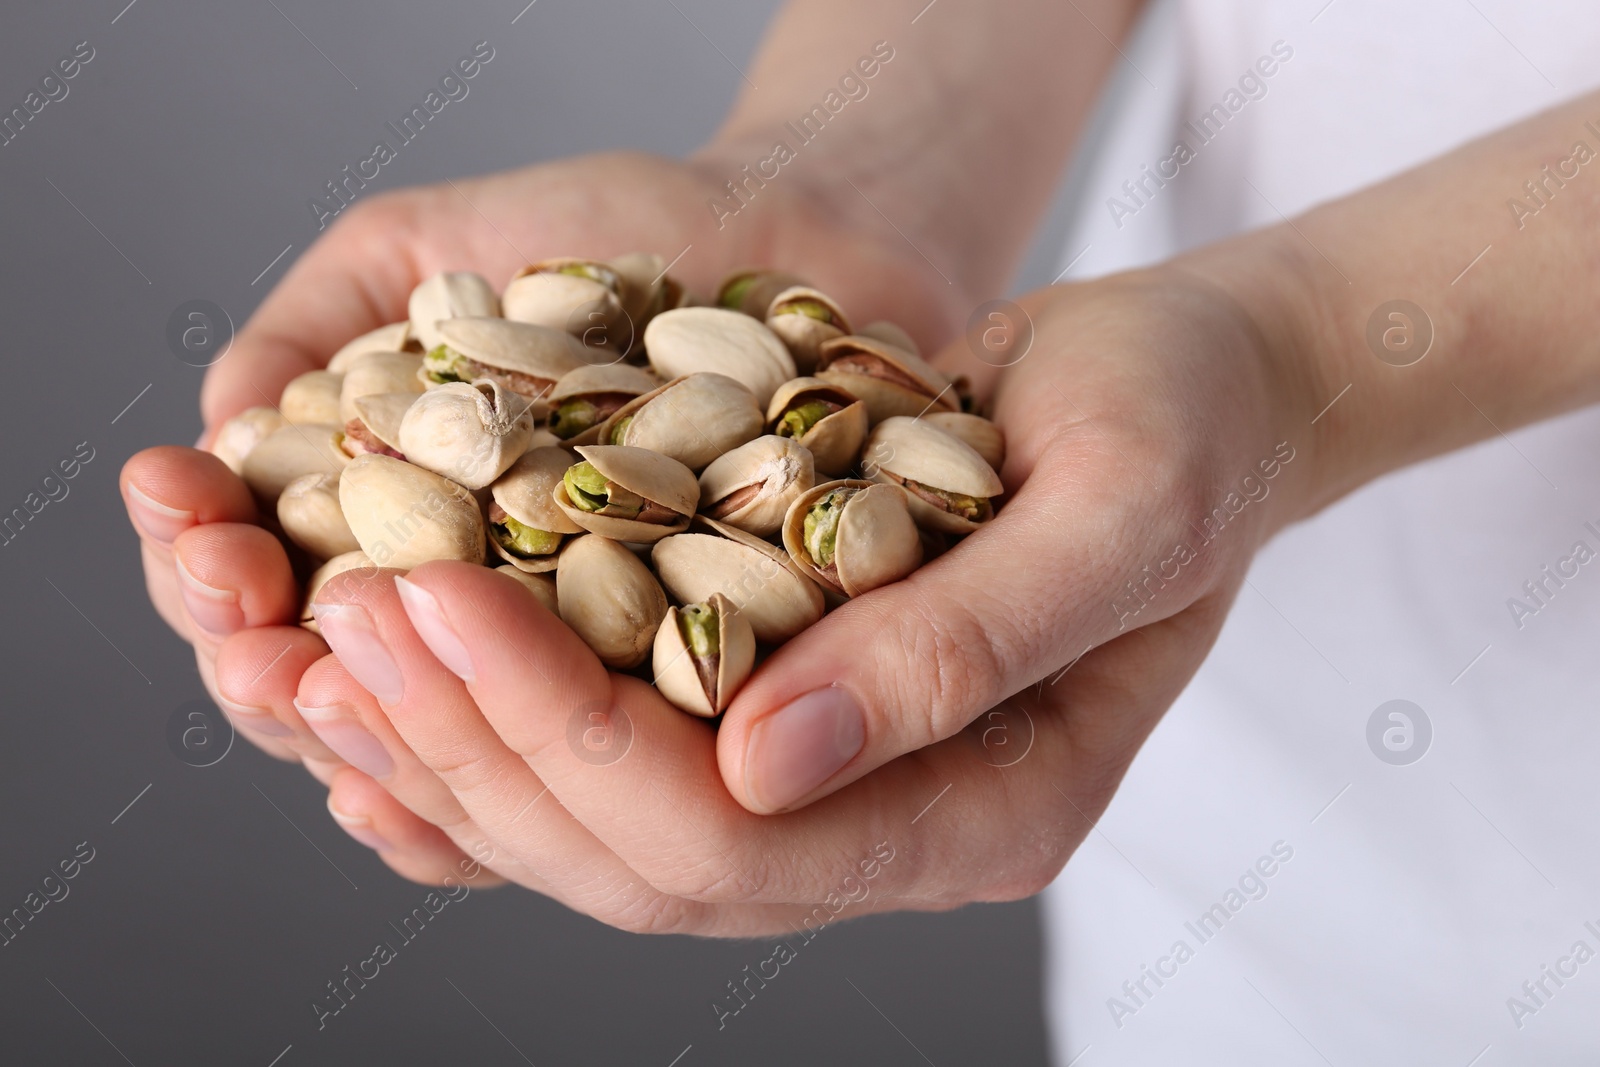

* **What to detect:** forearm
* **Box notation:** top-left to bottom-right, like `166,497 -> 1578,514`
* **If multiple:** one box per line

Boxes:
1188,90 -> 1600,523
697,0 -> 1144,297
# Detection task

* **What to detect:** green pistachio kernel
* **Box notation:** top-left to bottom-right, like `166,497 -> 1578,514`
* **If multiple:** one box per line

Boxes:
719,274 -> 758,309
604,414 -> 634,446
563,462 -> 612,512
423,344 -> 469,384
803,489 -> 849,568
914,480 -> 985,521
556,263 -> 605,283
678,602 -> 721,659
550,399 -> 599,439
777,400 -> 834,439
777,298 -> 834,324
493,516 -> 563,558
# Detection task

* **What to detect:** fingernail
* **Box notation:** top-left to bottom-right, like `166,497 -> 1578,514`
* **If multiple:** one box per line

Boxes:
296,700 -> 396,778
327,796 -> 393,851
743,686 -> 865,813
126,483 -> 195,546
311,603 -> 404,705
394,576 -> 474,682
217,696 -> 294,738
175,556 -> 244,639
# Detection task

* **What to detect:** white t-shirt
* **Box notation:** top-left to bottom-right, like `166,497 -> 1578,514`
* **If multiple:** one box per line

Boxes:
1043,1 -> 1600,1063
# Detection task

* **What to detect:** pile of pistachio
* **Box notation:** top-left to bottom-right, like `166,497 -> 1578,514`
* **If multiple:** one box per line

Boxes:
211,255 -> 1005,717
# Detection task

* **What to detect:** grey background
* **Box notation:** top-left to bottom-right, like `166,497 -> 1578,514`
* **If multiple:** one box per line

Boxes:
0,1 -> 1097,1064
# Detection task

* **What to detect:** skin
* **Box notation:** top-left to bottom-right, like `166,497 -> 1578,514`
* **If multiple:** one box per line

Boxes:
121,0 -> 1600,928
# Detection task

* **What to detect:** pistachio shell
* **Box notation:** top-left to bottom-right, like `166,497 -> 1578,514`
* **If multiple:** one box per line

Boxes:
556,534 -> 667,668
862,416 -> 1002,533
924,412 -> 1005,471
781,480 -> 922,598
339,351 -> 425,423
409,271 -> 499,351
494,564 -> 559,615
503,260 -> 628,348
345,393 -> 417,457
858,320 -> 919,355
764,285 -> 850,376
643,307 -> 795,407
607,251 -> 666,325
487,447 -> 583,572
339,454 -> 486,569
241,423 -> 349,504
716,269 -> 807,317
550,445 -> 697,543
697,436 -> 815,538
280,370 -> 344,425
816,335 -> 955,423
431,317 -> 588,387
651,517 -> 825,643
210,406 -> 287,474
546,363 -> 662,444
278,472 -> 360,560
651,593 -> 755,716
398,380 -> 537,490
599,373 -> 763,471
328,321 -> 418,373
301,550 -> 376,632
765,376 -> 870,477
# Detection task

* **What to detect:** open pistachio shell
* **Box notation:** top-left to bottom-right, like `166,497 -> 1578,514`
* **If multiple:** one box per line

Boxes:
301,550 -> 376,633
342,393 -> 415,459
698,436 -> 815,538
424,318 -> 589,407
652,593 -> 755,716
408,271 -> 499,352
858,320 -> 919,355
651,516 -> 825,644
815,335 -> 956,423
328,321 -> 419,373
339,351 -> 425,423
861,417 -> 1003,534
550,445 -> 697,544
503,259 -> 628,348
642,307 -> 795,407
546,364 -> 662,444
764,285 -> 850,376
398,379 -> 537,490
210,407 -> 287,474
598,373 -> 762,471
556,534 -> 667,668
716,269 -> 807,318
280,370 -> 344,425
494,564 -> 559,615
608,251 -> 688,336
487,447 -> 583,572
924,412 -> 1005,472
339,454 -> 486,569
765,376 -> 870,477
241,423 -> 349,504
782,480 -> 922,598
278,472 -> 360,560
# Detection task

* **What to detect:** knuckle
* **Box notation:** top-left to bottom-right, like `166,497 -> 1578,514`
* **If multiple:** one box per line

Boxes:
891,592 -> 1004,742
642,846 -> 773,905
597,888 -> 704,936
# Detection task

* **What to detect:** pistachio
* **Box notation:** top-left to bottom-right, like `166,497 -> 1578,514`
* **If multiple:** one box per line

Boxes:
765,285 -> 850,375
716,269 -> 807,317
923,411 -> 1005,472
210,406 -> 287,475
599,373 -> 763,471
550,445 -> 697,544
815,335 -> 956,423
861,416 -> 1003,534
607,251 -> 687,339
697,435 -> 815,538
642,307 -> 796,407
494,564 -> 559,615
782,480 -> 922,597
278,472 -> 360,560
279,370 -> 345,425
503,258 -> 628,349
339,454 -> 486,569
858,320 -> 919,355
341,393 -> 415,460
556,534 -> 667,668
408,271 -> 500,351
652,593 -> 755,716
765,376 -> 869,477
328,321 -> 419,373
422,317 -> 588,411
241,423 -> 349,504
487,446 -> 583,572
398,379 -> 537,490
545,363 -> 661,444
651,516 -> 825,643
301,550 -> 375,633
339,351 -> 425,424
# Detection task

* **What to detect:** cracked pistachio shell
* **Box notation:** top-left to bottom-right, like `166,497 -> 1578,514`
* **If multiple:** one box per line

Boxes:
495,564 -> 558,615
782,480 -> 922,598
698,435 -> 815,538
642,307 -> 795,408
858,320 -> 919,355
339,454 -> 486,569
764,286 -> 850,376
924,412 -> 1005,472
211,406 -> 287,474
652,593 -> 755,717
408,271 -> 499,351
328,321 -> 418,373
599,373 -> 762,471
343,393 -> 416,458
241,423 -> 349,504
301,550 -> 375,633
502,259 -> 627,346
862,417 -> 1003,534
546,363 -> 662,445
487,447 -> 583,572
651,516 -> 825,644
280,370 -> 344,425
339,351 -> 425,423
398,379 -> 537,490
815,335 -> 956,423
765,376 -> 869,477
430,317 -> 590,392
716,269 -> 807,318
278,472 -> 360,560
551,445 -> 697,544
555,534 -> 667,668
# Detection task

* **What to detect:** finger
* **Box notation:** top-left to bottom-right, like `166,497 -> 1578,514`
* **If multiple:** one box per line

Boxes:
326,767 -> 506,888
193,646 -> 299,763
213,625 -> 344,760
171,523 -> 298,644
121,446 -> 257,552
